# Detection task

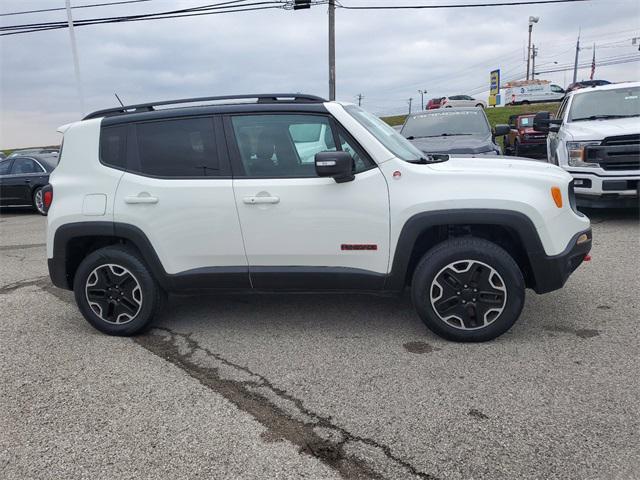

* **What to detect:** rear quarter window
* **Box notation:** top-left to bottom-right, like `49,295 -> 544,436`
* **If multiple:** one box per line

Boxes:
100,125 -> 128,170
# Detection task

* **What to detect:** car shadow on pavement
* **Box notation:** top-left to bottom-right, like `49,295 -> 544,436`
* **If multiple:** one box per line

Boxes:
579,207 -> 639,224
153,290 -> 431,340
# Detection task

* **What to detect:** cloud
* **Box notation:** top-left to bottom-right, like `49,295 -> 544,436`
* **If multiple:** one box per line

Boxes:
1,0 -> 638,147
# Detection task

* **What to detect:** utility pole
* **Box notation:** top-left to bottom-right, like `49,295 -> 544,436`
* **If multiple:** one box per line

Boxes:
408,98 -> 413,115
328,0 -> 336,100
356,93 -> 363,106
531,45 -> 538,78
418,89 -> 427,110
65,0 -> 85,116
526,16 -> 539,81
572,29 -> 581,84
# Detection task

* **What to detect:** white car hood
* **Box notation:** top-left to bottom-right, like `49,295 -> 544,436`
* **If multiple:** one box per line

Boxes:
565,116 -> 639,141
428,155 -> 570,182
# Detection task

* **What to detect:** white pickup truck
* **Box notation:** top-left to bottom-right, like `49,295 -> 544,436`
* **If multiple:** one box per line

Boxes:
534,82 -> 640,208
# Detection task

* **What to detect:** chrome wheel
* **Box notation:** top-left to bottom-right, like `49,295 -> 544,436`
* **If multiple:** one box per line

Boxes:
85,264 -> 142,324
430,260 -> 507,330
34,189 -> 45,214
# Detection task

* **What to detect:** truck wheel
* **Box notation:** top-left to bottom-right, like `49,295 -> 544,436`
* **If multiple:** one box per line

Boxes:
411,238 -> 525,342
514,141 -> 521,156
73,245 -> 164,336
521,100 -> 530,105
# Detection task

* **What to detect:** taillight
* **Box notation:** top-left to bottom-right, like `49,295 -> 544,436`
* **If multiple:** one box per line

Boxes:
42,184 -> 53,213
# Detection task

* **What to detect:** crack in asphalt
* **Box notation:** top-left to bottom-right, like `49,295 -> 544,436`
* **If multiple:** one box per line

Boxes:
3,279 -> 437,479
0,276 -> 49,295
136,328 -> 439,480
0,243 -> 46,251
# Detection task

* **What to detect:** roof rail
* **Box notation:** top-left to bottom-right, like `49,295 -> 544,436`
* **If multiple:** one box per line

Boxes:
83,93 -> 328,120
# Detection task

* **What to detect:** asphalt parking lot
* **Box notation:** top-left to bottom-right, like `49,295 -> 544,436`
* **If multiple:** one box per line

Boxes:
1,208 -> 639,480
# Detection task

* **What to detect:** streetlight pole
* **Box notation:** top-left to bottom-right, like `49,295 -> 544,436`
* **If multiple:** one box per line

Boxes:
418,89 -> 427,111
526,16 -> 539,81
328,0 -> 336,100
65,0 -> 85,116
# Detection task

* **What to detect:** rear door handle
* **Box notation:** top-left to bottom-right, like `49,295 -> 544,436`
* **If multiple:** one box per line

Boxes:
243,196 -> 280,205
125,194 -> 159,204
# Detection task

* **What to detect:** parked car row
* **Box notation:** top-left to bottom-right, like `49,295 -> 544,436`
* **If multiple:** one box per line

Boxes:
398,82 -> 639,209
426,95 -> 487,110
0,153 -> 59,214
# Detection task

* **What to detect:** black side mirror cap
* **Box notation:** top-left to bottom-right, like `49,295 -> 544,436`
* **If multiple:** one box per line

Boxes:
534,111 -> 561,133
493,124 -> 510,136
315,151 -> 355,183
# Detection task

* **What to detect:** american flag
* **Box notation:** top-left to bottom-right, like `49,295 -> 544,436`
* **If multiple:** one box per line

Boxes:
590,44 -> 596,80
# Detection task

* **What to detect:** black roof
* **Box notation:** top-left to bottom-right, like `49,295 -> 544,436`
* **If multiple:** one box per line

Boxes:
87,93 -> 328,124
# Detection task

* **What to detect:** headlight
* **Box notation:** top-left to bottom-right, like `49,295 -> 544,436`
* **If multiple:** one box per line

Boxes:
566,141 -> 600,167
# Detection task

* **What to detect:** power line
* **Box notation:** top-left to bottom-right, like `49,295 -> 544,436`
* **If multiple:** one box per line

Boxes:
0,0 -> 155,17
0,2 -> 289,36
337,0 -> 590,10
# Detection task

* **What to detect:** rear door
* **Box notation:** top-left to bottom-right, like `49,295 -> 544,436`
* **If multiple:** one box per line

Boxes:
112,116 -> 249,288
225,112 -> 390,291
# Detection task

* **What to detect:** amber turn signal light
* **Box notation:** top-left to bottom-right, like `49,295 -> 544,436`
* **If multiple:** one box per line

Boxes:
551,186 -> 562,208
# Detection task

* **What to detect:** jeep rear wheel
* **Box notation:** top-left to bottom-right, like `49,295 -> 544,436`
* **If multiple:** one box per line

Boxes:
73,246 -> 163,336
411,238 -> 525,342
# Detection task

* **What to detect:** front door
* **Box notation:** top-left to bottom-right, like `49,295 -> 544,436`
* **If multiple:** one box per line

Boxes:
225,113 -> 390,291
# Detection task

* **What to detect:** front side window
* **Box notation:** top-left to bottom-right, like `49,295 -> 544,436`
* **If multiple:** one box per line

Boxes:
231,114 -> 373,178
550,84 -> 565,93
568,86 -> 640,122
11,158 -> 43,174
134,118 -> 219,177
402,110 -> 490,138
344,105 -> 424,162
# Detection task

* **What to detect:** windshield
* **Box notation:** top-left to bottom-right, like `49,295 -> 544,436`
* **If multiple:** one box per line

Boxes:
569,86 -> 640,121
401,110 -> 490,138
343,105 -> 424,162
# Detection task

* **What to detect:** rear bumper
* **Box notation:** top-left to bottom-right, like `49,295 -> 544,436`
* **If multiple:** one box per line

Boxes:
530,229 -> 592,294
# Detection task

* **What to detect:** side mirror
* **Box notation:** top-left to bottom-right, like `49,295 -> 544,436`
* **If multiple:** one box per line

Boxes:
493,124 -> 510,137
315,151 -> 354,183
533,111 -> 561,133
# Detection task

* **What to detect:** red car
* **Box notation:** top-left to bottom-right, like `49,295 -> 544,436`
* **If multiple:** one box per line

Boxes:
503,114 -> 548,158
426,97 -> 444,109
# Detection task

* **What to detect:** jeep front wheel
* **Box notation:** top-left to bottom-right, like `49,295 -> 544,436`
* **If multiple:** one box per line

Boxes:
411,238 -> 525,342
73,246 -> 163,336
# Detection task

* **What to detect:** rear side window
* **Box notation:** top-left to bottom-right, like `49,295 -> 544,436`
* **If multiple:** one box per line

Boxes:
0,159 -> 11,175
100,125 -> 127,170
134,118 -> 219,177
11,157 -> 43,174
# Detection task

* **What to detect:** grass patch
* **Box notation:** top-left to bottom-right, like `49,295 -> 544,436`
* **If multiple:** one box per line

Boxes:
382,103 -> 560,128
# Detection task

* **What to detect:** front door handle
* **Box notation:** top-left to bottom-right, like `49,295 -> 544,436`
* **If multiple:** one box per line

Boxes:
125,193 -> 159,204
243,195 -> 280,205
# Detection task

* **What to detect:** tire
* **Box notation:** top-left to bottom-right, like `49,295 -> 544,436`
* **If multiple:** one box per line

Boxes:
521,100 -> 530,105
475,103 -> 484,109
33,187 -> 46,215
411,238 -> 525,342
514,141 -> 521,157
73,245 -> 163,336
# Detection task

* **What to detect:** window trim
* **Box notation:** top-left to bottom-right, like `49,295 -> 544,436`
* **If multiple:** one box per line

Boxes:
98,115 -> 232,179
223,112 -> 377,180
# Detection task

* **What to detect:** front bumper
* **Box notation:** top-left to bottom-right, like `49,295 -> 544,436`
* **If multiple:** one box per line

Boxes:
568,171 -> 639,208
516,142 -> 547,157
529,229 -> 592,294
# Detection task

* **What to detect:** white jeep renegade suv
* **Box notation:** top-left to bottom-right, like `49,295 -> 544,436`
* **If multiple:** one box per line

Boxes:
44,94 -> 591,342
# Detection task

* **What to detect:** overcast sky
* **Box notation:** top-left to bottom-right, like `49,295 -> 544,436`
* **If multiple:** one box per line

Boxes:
1,0 -> 639,148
